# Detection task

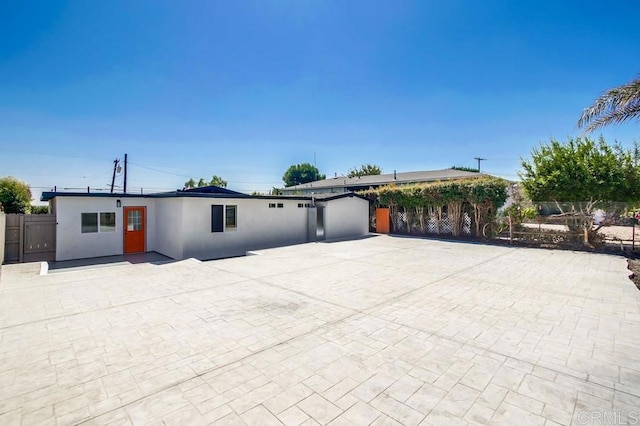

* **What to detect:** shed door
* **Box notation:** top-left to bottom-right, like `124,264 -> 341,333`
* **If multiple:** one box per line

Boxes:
316,206 -> 325,241
124,207 -> 146,253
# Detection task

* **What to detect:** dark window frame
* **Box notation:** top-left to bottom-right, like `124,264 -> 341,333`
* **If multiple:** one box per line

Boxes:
81,212 -> 98,233
99,212 -> 116,232
211,205 -> 224,232
225,205 -> 237,230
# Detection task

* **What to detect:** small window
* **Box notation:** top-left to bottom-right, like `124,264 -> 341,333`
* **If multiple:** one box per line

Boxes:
269,203 -> 276,208
298,203 -> 303,208
100,212 -> 116,232
277,203 -> 284,208
81,213 -> 98,233
225,205 -> 237,229
211,205 -> 224,232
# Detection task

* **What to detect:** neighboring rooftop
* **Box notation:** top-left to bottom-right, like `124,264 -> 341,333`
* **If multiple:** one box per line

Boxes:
281,168 -> 487,194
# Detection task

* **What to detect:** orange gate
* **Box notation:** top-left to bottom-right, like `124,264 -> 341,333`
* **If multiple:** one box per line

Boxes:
375,208 -> 390,233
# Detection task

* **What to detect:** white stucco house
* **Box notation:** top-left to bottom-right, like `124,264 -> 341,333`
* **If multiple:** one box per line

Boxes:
41,186 -> 369,262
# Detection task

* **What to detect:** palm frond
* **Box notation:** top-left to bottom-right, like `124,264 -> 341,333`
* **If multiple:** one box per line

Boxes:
583,102 -> 640,133
578,75 -> 640,133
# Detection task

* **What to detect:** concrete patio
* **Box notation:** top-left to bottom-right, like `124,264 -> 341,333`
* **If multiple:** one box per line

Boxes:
0,235 -> 639,425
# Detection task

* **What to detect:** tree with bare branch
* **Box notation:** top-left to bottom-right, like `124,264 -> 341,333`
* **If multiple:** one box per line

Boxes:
520,136 -> 640,246
578,75 -> 640,133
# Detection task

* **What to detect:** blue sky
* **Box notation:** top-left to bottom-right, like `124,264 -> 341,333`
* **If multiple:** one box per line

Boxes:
1,1 -> 639,201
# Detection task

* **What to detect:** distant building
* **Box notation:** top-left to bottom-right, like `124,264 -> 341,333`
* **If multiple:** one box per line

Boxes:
280,168 -> 487,195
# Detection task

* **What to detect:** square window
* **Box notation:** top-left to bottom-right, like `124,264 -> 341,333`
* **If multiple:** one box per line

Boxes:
126,210 -> 142,231
81,213 -> 98,233
269,203 -> 276,208
277,203 -> 284,208
100,212 -> 116,232
298,203 -> 303,208
225,205 -> 237,229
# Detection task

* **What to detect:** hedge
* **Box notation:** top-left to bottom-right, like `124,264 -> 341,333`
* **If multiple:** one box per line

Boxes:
360,177 -> 509,237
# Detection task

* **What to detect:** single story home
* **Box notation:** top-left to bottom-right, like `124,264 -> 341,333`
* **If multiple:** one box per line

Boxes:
41,186 -> 369,262
280,168 -> 488,195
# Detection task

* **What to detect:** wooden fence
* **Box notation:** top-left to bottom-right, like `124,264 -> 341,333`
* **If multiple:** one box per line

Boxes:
4,214 -> 56,263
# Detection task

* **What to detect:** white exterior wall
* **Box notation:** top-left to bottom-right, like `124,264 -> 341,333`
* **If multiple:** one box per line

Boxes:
52,194 -> 370,262
319,196 -> 369,241
55,197 -> 156,261
180,197 -> 310,260
154,198 -> 185,260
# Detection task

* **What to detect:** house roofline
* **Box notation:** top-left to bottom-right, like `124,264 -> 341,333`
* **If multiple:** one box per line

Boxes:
40,191 -> 367,203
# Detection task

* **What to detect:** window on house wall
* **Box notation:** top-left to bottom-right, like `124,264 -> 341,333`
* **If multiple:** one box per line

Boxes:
82,212 -> 117,233
100,212 -> 116,232
81,213 -> 98,233
269,203 -> 276,208
225,205 -> 237,230
298,203 -> 303,208
211,205 -> 224,232
277,203 -> 284,208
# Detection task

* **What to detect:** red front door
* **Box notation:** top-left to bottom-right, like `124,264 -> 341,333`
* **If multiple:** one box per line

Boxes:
124,207 -> 145,253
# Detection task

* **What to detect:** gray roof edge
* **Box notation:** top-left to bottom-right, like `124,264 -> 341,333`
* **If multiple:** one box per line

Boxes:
40,191 -> 367,202
284,169 -> 489,189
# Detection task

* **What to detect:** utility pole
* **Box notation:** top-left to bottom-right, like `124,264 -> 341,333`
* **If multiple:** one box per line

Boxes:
110,158 -> 120,193
474,157 -> 487,173
123,153 -> 128,194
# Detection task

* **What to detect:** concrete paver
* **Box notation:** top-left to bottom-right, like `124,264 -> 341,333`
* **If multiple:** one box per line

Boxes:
0,235 -> 639,425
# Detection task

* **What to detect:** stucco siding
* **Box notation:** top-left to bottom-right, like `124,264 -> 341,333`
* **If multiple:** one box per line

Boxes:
50,194 -> 369,262
154,198 -> 184,260
180,198 -> 310,260
55,197 -> 156,261
321,196 -> 369,241
0,212 -> 5,266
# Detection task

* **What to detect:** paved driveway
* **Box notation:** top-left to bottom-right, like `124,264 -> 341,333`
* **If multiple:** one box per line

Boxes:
0,235 -> 639,425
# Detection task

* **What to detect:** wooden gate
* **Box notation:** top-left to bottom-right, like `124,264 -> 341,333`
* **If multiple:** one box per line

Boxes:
375,208 -> 390,233
4,214 -> 56,263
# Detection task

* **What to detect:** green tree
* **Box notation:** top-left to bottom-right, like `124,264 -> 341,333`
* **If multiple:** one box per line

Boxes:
185,175 -> 228,188
184,178 -> 196,189
519,136 -> 640,245
209,175 -> 227,188
283,163 -> 326,187
450,166 -> 479,173
578,75 -> 640,133
520,137 -> 640,202
0,176 -> 32,213
347,164 -> 382,178
30,205 -> 50,214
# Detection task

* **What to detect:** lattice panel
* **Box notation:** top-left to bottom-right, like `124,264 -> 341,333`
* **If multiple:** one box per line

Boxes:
427,218 -> 438,234
393,212 -> 407,232
463,213 -> 472,235
440,215 -> 453,234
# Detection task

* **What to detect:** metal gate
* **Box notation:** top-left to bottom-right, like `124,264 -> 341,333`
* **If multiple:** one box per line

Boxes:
4,214 -> 56,263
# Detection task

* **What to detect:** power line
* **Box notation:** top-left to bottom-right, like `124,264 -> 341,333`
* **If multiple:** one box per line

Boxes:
127,161 -> 192,178
1,148 -> 112,162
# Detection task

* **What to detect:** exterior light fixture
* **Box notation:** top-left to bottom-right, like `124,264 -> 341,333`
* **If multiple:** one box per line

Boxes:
116,200 -> 121,208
